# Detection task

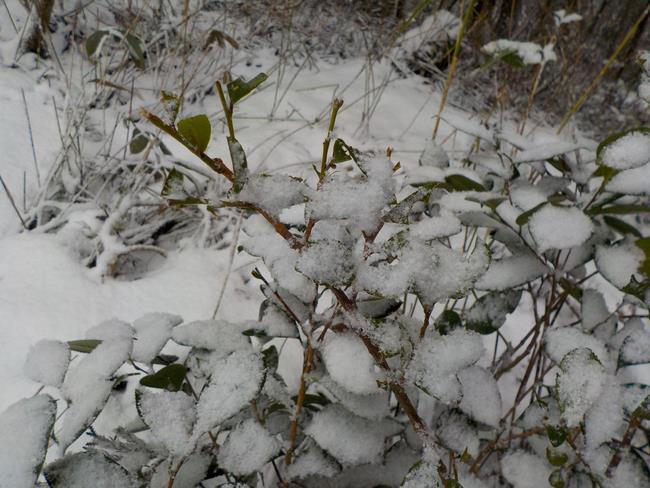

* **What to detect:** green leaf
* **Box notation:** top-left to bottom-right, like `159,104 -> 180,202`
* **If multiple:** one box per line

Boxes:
262,345 -> 278,371
124,33 -> 145,69
203,30 -> 239,50
546,446 -> 568,466
67,339 -> 102,354
332,138 -> 359,163
465,290 -> 522,334
603,215 -> 642,238
516,201 -> 547,226
588,204 -> 650,215
227,73 -> 268,105
383,188 -> 431,224
546,424 -> 567,447
636,237 -> 650,277
177,114 -> 211,153
548,469 -> 565,488
591,164 -> 619,182
444,174 -> 486,192
435,310 -> 462,335
500,51 -> 525,68
228,137 -> 249,193
242,328 -> 267,337
129,132 -> 149,154
139,363 -> 186,391
596,127 -> 650,166
161,168 -> 185,198
86,30 -> 109,58
160,91 -> 180,123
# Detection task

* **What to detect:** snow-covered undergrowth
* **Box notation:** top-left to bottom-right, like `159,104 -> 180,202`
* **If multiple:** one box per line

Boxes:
1,1 -> 650,487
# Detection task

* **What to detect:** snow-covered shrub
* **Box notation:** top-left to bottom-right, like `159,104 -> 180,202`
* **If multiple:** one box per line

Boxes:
3,72 -> 650,488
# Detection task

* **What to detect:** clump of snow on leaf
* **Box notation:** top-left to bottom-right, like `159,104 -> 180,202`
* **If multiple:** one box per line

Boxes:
482,39 -> 557,65
23,340 -> 70,387
0,395 -> 56,488
407,329 -> 484,402
501,450 -> 552,488
595,240 -> 644,288
475,254 -> 548,290
458,366 -> 502,427
137,389 -> 195,456
600,130 -> 650,169
217,419 -> 279,476
172,319 -> 250,359
321,332 -> 380,395
131,312 -> 182,363
44,452 -> 133,488
194,350 -> 264,434
528,205 -> 593,252
555,347 -> 607,427
305,405 -> 401,466
58,337 -> 133,447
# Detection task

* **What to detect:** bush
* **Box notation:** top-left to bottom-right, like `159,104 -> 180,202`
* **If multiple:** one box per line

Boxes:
2,60 -> 650,488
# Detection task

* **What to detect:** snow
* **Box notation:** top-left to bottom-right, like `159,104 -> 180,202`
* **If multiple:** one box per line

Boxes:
501,450 -> 552,488
217,418 -> 279,476
58,337 -> 133,447
305,405 -> 401,466
0,233 -> 257,411
0,395 -> 56,488
527,205 -> 593,252
137,389 -> 195,456
555,347 -> 607,427
23,340 -> 69,387
131,313 -> 182,363
601,131 -> 650,169
194,350 -> 264,435
321,376 -> 390,420
419,140 -> 449,167
85,319 -> 135,341
321,332 -> 380,395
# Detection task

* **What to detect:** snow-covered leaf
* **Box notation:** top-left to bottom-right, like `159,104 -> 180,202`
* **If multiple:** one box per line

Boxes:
217,418 -> 279,476
306,405 -> 401,466
465,289 -> 521,334
0,395 -> 56,488
44,452 -> 134,488
172,319 -> 251,358
407,329 -> 484,403
194,350 -> 264,434
556,348 -> 607,427
58,338 -> 133,447
136,389 -> 195,456
528,205 -> 593,252
131,312 -> 182,364
475,254 -> 548,290
597,127 -> 650,170
321,332 -> 380,395
458,366 -> 502,427
23,340 -> 70,387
